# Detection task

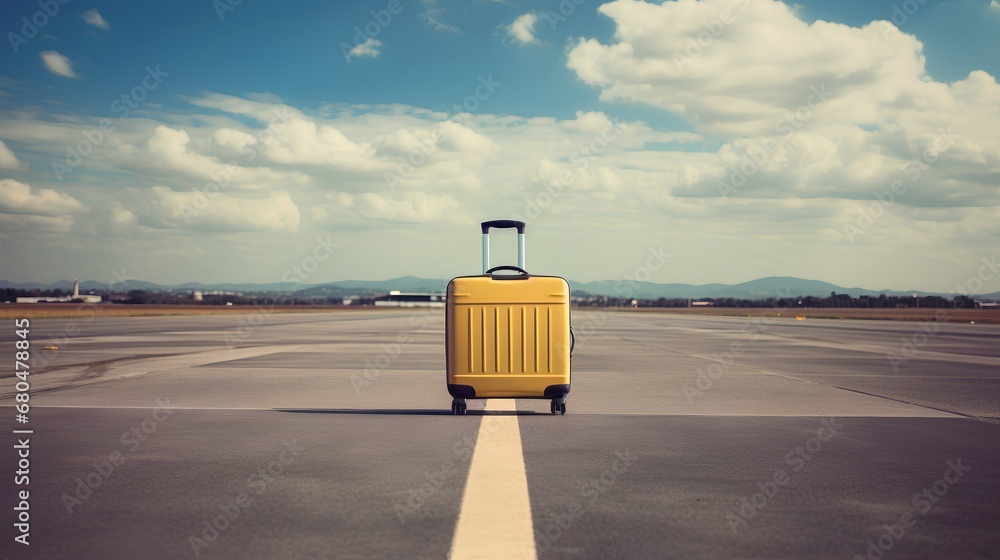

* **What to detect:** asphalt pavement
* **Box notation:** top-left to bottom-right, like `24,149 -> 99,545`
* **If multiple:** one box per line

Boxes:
1,309 -> 998,559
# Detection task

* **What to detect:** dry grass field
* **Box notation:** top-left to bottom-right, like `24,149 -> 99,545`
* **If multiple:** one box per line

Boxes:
613,306 -> 1000,323
0,303 -> 367,320
3,303 -> 997,323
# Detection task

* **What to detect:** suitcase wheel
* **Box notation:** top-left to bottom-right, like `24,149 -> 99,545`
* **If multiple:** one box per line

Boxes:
451,398 -> 467,415
550,400 -> 566,415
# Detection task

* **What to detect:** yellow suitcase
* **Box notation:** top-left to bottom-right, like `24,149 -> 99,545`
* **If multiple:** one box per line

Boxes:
446,220 -> 572,415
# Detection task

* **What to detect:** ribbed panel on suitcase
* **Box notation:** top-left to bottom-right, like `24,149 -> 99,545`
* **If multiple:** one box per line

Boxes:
460,305 -> 556,375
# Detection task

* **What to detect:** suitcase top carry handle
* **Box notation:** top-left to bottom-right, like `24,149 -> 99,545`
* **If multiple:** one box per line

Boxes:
486,265 -> 528,277
481,220 -> 526,274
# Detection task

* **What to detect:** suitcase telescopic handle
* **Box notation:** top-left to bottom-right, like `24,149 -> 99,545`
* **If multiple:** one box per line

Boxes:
481,220 -> 526,234
481,220 -> 526,274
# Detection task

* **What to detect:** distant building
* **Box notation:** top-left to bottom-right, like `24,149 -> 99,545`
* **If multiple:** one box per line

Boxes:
193,290 -> 204,302
17,278 -> 101,304
374,291 -> 445,308
691,301 -> 714,307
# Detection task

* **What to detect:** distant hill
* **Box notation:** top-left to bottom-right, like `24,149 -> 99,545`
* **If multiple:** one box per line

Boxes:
296,277 -> 447,297
314,276 -> 448,292
172,281 -> 301,292
0,279 -> 163,291
573,276 -> 915,299
1,276 -> 997,300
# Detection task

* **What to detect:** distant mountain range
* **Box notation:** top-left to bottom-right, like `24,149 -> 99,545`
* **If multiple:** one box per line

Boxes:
3,276 -> 997,300
571,276 -> 957,299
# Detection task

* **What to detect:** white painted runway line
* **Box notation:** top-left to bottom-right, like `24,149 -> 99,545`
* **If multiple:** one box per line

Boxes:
450,399 -> 537,560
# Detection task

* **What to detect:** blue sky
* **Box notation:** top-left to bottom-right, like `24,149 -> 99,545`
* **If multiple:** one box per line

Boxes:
1,0 -> 999,292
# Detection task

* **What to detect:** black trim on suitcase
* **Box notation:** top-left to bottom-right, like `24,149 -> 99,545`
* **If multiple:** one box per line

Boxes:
543,384 -> 571,399
448,384 -> 477,398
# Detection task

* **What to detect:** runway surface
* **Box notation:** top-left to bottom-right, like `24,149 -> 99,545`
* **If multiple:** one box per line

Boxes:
1,309 -> 998,559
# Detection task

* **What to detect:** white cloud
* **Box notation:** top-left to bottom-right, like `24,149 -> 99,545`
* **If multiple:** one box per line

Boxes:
992,0 -> 1000,10
0,140 -> 28,171
1,66 -> 997,290
145,187 -> 300,232
348,38 -> 383,61
120,124 -> 309,188
308,206 -> 328,223
0,213 -> 75,233
106,201 -> 137,233
567,0 -> 928,137
190,93 -> 303,122
371,127 -> 441,157
40,51 -> 79,79
421,0 -> 460,33
255,117 -> 380,169
350,191 -> 468,223
0,179 -> 88,216
564,0 -> 1000,211
436,121 -> 497,154
506,13 -> 539,44
81,9 -> 109,30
